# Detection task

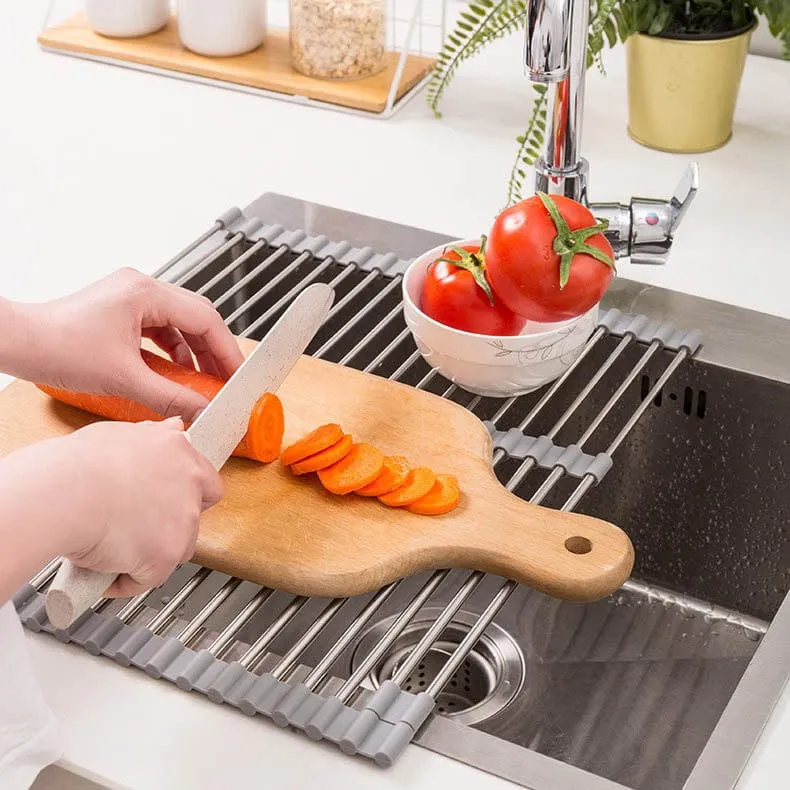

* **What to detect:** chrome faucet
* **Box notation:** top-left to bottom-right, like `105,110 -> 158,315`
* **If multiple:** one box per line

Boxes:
524,0 -> 699,264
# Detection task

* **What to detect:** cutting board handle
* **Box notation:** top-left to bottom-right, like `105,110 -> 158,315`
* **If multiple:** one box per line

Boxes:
45,561 -> 115,630
447,485 -> 635,602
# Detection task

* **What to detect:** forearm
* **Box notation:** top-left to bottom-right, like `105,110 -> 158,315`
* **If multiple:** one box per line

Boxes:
0,437 -> 92,606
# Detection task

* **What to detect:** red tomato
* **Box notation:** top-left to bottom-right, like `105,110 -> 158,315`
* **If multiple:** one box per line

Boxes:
420,242 -> 527,336
485,193 -> 616,323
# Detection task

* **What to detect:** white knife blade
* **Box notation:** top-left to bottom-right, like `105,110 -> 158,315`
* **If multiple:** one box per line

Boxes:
45,283 -> 334,630
186,283 -> 333,469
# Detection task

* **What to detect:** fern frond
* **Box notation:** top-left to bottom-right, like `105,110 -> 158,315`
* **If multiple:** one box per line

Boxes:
505,83 -> 548,207
426,0 -> 527,118
587,0 -> 626,74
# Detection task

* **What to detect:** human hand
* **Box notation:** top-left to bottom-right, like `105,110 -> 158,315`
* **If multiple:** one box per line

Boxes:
18,268 -> 244,423
56,417 -> 223,597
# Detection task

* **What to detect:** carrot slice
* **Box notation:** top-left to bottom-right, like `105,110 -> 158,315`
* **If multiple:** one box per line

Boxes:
36,349 -> 283,463
317,443 -> 385,495
244,393 -> 285,463
356,456 -> 411,497
406,474 -> 461,515
290,434 -> 353,475
280,424 -> 344,467
378,468 -> 437,507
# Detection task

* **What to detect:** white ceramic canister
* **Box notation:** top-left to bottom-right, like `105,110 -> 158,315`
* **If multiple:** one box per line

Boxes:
85,0 -> 170,38
177,0 -> 267,57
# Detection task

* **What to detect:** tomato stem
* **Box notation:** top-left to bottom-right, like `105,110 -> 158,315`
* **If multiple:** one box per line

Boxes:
537,192 -> 615,290
437,236 -> 496,306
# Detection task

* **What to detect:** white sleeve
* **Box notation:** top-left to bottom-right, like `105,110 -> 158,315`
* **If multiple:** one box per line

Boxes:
0,602 -> 62,790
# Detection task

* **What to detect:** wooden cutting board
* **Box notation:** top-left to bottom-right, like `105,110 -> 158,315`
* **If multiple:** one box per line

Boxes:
0,342 -> 634,602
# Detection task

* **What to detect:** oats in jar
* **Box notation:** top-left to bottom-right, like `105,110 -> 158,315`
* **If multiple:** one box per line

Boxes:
290,0 -> 388,80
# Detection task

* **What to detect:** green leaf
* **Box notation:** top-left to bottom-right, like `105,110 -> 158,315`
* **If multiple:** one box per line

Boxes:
648,3 -> 672,35
604,17 -> 618,46
505,84 -> 548,206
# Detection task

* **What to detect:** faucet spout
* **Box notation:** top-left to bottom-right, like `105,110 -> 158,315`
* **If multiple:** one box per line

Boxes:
525,0 -> 591,201
524,0 -> 572,83
522,1 -> 699,266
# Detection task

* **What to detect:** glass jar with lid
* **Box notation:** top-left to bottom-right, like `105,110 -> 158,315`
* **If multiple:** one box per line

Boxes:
289,0 -> 388,81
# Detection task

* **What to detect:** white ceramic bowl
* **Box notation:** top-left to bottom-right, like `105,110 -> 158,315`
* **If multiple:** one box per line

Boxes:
402,238 -> 599,397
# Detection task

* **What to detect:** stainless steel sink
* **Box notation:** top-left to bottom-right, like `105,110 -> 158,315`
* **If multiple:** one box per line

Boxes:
20,194 -> 790,790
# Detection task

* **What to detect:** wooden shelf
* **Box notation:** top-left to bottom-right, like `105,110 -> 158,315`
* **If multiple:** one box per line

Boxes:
38,13 -> 436,114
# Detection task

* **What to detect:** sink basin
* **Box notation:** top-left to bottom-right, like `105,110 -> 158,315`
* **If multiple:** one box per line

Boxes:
20,194 -> 790,790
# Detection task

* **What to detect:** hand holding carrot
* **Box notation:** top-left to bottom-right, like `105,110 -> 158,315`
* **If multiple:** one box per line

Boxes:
0,268 -> 244,423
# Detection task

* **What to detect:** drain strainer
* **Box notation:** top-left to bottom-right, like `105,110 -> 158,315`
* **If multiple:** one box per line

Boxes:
350,607 -> 525,725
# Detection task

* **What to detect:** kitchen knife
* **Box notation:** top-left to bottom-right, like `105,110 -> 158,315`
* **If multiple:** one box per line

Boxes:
44,283 -> 335,630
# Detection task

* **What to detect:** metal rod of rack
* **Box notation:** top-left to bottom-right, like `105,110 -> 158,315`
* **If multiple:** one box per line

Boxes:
389,350 -> 422,381
362,326 -> 411,374
197,240 -> 268,297
270,598 -> 347,680
208,587 -> 274,659
505,334 -> 635,491
336,570 -> 451,702
242,258 -> 335,336
338,303 -> 404,366
313,276 -> 402,358
153,219 -> 226,280
30,558 -> 62,589
147,568 -> 212,634
116,588 -> 158,623
173,232 -> 247,288
302,581 -> 402,690
240,596 -> 310,671
213,245 -> 289,311
178,577 -> 242,648
391,572 -> 485,685
233,252 -> 313,330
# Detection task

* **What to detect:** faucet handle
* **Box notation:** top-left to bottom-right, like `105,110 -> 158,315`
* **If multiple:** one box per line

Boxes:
629,162 -> 700,265
669,161 -> 700,230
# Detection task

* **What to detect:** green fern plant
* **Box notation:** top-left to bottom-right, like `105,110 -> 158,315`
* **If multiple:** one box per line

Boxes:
429,0 -> 790,206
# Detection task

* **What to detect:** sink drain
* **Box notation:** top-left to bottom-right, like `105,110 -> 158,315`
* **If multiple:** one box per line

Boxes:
350,608 -> 524,725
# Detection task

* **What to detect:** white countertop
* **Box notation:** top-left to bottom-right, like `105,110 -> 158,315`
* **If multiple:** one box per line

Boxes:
3,2 -> 790,788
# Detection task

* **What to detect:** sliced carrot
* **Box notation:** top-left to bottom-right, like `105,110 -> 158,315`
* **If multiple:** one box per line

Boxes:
280,424 -> 344,467
244,393 -> 285,463
290,434 -> 353,475
317,443 -> 385,495
406,474 -> 461,515
36,349 -> 283,463
356,456 -> 411,497
378,468 -> 437,507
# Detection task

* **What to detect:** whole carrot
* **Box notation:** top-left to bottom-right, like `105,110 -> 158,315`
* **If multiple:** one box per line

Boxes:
36,349 -> 284,463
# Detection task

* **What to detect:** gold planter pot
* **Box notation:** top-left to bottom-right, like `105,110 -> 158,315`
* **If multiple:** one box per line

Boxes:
626,18 -> 757,153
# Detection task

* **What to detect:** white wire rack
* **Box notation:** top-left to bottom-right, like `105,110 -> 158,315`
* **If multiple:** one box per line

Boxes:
40,0 -> 453,119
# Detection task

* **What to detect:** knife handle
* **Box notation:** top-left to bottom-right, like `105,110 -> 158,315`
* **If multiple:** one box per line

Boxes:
45,561 -> 116,630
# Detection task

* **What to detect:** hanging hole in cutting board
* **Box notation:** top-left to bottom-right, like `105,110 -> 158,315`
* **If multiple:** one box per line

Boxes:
565,536 -> 593,555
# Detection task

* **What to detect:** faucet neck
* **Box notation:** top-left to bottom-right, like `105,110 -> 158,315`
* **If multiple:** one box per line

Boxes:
529,0 -> 591,202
